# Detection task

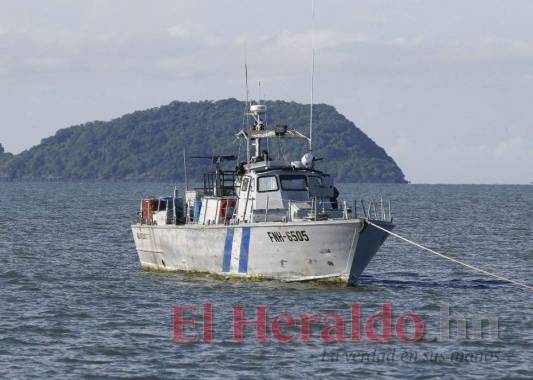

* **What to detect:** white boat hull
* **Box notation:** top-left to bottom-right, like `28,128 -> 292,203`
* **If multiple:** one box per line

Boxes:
132,219 -> 393,285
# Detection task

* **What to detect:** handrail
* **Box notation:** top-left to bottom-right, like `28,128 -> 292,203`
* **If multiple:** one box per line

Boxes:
141,196 -> 393,226
238,198 -> 392,224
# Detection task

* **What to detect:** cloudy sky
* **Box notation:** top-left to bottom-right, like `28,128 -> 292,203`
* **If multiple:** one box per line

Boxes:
1,0 -> 532,183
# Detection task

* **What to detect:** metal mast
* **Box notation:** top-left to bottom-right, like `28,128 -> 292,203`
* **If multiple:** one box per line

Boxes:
309,0 -> 316,152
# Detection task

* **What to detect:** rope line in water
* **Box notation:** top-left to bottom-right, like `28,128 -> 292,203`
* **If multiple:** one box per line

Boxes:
367,221 -> 533,292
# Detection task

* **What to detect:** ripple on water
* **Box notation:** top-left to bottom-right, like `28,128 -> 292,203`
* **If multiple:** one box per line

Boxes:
0,182 -> 531,379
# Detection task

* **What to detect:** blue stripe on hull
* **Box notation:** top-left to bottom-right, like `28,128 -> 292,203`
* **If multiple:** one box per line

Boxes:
222,228 -> 234,272
238,227 -> 251,273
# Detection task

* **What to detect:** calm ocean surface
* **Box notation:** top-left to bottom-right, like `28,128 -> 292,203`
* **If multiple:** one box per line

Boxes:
1,182 -> 531,379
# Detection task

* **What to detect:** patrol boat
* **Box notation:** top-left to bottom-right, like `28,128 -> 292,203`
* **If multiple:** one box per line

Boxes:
131,103 -> 393,285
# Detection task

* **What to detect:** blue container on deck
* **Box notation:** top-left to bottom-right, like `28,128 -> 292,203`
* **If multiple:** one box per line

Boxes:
193,196 -> 202,222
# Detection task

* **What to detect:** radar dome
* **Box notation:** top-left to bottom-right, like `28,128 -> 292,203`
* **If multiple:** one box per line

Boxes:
301,152 -> 315,168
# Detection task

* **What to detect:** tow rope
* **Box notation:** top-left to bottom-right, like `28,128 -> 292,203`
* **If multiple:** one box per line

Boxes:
367,221 -> 533,292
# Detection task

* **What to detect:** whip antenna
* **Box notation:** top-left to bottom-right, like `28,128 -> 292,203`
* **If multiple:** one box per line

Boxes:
244,43 -> 250,109
309,0 -> 315,151
183,149 -> 188,191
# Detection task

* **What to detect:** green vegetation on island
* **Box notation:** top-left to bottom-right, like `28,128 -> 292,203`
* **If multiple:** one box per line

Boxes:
0,144 -> 13,168
0,99 -> 406,183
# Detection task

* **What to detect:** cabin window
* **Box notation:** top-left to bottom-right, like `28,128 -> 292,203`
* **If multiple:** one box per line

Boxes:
280,175 -> 307,191
308,176 -> 323,187
241,177 -> 250,192
257,175 -> 279,192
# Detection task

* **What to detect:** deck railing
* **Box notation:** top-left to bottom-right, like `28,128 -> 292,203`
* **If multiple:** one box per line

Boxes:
235,197 -> 392,224
140,196 -> 393,226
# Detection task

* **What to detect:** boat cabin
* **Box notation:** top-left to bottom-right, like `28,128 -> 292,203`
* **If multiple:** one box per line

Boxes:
139,103 -> 352,226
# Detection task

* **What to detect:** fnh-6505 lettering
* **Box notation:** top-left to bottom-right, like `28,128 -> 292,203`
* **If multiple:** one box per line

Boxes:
267,231 -> 309,243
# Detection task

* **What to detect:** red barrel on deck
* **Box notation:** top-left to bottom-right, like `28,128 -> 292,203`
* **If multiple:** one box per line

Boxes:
141,198 -> 159,225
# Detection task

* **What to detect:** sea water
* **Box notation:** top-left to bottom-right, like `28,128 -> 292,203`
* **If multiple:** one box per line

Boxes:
0,182 -> 531,379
